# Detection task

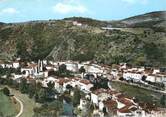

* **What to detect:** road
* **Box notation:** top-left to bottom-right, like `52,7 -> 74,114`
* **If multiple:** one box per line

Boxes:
9,88 -> 41,117
14,96 -> 23,117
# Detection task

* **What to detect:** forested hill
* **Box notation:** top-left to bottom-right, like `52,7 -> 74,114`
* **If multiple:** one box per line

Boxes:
0,11 -> 166,67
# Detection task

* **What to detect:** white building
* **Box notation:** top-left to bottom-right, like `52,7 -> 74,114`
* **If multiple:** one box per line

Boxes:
11,74 -> 23,83
84,64 -> 103,74
65,62 -> 79,72
73,21 -> 82,26
111,69 -> 118,78
12,61 -> 20,69
63,78 -> 93,92
146,74 -> 156,82
5,63 -> 13,68
79,79 -> 93,91
123,71 -> 143,82
91,89 -> 113,106
42,76 -> 62,93
153,69 -> 160,74
21,64 -> 38,77
78,98 -> 89,110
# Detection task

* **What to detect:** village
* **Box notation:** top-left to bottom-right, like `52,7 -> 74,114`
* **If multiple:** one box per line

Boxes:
0,59 -> 166,117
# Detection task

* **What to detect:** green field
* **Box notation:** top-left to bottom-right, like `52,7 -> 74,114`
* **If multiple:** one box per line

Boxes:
111,81 -> 164,107
0,90 -> 17,117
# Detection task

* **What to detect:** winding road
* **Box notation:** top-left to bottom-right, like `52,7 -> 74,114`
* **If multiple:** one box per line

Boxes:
14,96 -> 23,117
9,87 -> 40,117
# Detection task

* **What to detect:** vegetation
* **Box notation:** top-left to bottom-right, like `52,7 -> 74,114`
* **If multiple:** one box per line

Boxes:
72,87 -> 81,107
160,95 -> 166,107
19,78 -> 28,93
3,87 -> 10,96
0,90 -> 17,117
33,100 -> 63,117
0,11 -> 166,66
79,66 -> 86,74
111,81 -> 166,107
48,64 -> 74,77
0,67 -> 21,77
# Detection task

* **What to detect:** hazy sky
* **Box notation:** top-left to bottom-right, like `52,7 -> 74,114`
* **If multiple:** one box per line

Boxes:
0,0 -> 165,23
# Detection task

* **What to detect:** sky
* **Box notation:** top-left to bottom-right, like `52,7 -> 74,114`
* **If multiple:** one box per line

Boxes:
0,0 -> 165,23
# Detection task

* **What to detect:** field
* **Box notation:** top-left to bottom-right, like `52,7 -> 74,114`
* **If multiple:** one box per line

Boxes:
111,81 -> 164,107
0,90 -> 17,117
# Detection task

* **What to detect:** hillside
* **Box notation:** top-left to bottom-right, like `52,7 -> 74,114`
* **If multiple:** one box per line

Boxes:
109,11 -> 166,30
0,11 -> 166,67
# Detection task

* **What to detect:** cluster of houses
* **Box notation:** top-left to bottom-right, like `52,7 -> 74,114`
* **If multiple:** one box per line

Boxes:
0,60 -> 20,69
89,88 -> 165,117
111,63 -> 166,90
0,59 -> 166,116
42,76 -> 93,94
37,76 -> 165,117
1,59 -> 166,90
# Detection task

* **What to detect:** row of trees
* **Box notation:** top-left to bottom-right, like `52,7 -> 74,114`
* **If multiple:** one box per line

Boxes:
0,67 -> 21,77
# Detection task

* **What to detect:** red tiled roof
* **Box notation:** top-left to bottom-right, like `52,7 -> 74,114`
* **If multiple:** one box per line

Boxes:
118,106 -> 137,113
115,93 -> 125,99
58,78 -> 71,85
26,77 -> 34,81
104,99 -> 117,112
92,88 -> 108,95
71,77 -> 80,81
79,79 -> 91,85
117,98 -> 133,106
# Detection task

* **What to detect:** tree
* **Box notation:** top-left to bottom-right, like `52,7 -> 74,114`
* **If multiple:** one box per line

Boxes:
79,66 -> 86,78
47,81 -> 55,91
19,78 -> 28,93
160,95 -> 166,107
103,107 -> 107,115
36,82 -> 42,91
3,87 -> 10,96
16,37 -> 29,60
79,66 -> 85,73
59,64 -> 67,73
141,75 -> 146,81
73,87 -> 81,107
66,84 -> 73,90
47,81 -> 55,99
66,84 -> 73,94
33,100 -> 63,117
7,78 -> 14,86
119,77 -> 124,81
35,93 -> 39,102
28,82 -> 36,98
0,112 -> 4,117
38,88 -> 47,103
